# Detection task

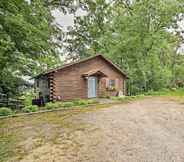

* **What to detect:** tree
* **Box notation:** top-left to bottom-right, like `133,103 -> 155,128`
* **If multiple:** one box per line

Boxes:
64,0 -> 184,94
0,0 -> 61,96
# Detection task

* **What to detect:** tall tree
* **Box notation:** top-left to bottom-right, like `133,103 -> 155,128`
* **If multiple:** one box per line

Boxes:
64,0 -> 184,94
0,0 -> 61,96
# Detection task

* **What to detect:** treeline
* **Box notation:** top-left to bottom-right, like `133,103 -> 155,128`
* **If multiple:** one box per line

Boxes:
0,0 -> 184,96
64,0 -> 184,94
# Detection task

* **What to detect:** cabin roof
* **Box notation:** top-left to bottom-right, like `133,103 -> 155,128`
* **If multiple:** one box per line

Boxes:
33,54 -> 128,79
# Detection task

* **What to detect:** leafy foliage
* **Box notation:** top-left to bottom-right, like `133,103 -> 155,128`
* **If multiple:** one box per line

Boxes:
0,107 -> 13,116
64,0 -> 184,95
20,90 -> 37,106
62,102 -> 74,107
45,102 -> 62,110
73,99 -> 98,105
22,105 -> 38,113
0,0 -> 62,97
1,0 -> 184,97
144,88 -> 184,96
45,99 -> 98,110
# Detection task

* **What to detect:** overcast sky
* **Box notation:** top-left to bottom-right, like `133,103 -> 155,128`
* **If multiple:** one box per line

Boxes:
51,8 -> 87,31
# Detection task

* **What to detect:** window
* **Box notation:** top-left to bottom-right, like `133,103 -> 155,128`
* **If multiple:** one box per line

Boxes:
109,79 -> 115,88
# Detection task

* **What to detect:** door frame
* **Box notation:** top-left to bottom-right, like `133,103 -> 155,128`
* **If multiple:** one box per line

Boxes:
87,76 -> 97,98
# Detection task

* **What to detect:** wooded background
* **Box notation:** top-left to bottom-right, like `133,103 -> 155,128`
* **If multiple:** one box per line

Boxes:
0,0 -> 184,96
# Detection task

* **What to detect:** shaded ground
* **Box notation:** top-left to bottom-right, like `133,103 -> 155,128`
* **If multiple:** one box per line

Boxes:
1,97 -> 184,162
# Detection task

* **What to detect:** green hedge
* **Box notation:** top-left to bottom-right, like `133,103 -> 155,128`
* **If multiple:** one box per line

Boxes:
0,108 -> 13,116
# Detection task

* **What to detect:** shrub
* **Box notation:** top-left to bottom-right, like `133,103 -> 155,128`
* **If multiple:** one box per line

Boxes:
63,102 -> 74,107
22,105 -> 38,113
45,102 -> 63,110
0,107 -> 13,116
73,99 -> 98,106
74,99 -> 88,106
45,102 -> 55,110
20,90 -> 37,106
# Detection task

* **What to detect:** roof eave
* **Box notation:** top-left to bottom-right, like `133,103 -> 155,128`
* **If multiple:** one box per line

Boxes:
33,54 -> 129,79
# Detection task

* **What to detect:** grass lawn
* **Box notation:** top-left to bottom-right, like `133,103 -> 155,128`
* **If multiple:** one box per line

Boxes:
0,104 -> 112,162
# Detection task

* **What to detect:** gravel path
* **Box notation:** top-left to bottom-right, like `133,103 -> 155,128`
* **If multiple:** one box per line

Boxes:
6,97 -> 184,162
69,98 -> 184,162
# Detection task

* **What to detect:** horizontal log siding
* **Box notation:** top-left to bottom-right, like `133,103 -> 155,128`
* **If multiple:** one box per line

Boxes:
53,57 -> 126,100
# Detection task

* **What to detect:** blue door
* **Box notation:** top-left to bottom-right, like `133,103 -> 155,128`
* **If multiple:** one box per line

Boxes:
88,77 -> 97,98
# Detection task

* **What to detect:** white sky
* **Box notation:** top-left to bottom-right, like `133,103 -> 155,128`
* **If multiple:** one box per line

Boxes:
51,8 -> 87,31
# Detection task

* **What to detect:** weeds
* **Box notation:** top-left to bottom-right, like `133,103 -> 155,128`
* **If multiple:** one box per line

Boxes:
22,105 -> 39,113
0,108 -> 13,116
143,88 -> 184,96
111,95 -> 144,103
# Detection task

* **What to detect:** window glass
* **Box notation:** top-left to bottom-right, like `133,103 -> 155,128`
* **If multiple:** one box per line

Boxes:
109,79 -> 115,88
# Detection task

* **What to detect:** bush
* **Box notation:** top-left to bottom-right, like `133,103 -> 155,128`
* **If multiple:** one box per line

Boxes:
45,102 -> 63,110
22,105 -> 38,113
45,103 -> 54,110
73,99 -> 88,106
63,102 -> 74,107
45,99 -> 98,110
73,99 -> 98,106
0,107 -> 13,116
20,90 -> 37,106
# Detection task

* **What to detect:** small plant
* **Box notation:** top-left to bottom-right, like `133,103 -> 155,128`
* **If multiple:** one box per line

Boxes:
45,103 -> 51,110
45,102 -> 63,110
45,102 -> 56,110
63,102 -> 74,107
145,88 -> 184,96
86,99 -> 98,104
111,96 -> 125,100
20,90 -> 37,106
73,99 -> 88,106
72,99 -> 98,106
0,107 -> 13,116
22,105 -> 38,113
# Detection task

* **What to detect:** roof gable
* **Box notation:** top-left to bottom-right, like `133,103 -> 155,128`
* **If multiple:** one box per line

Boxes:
34,54 -> 128,79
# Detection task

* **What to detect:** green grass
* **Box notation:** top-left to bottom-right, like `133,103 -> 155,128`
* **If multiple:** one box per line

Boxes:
143,88 -> 184,96
44,99 -> 98,110
0,128 -> 17,162
111,88 -> 184,103
0,99 -> 99,117
0,103 -> 111,161
110,95 -> 145,103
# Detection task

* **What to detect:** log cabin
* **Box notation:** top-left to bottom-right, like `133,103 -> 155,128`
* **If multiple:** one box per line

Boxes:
34,54 -> 128,102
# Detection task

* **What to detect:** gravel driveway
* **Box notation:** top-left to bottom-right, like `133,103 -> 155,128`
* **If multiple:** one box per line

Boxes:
2,97 -> 184,162
66,97 -> 184,162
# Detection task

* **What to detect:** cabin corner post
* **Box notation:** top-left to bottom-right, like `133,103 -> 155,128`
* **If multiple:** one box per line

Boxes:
49,72 -> 56,101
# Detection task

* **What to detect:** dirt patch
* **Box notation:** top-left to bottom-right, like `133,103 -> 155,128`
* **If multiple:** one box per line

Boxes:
1,97 -> 184,162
